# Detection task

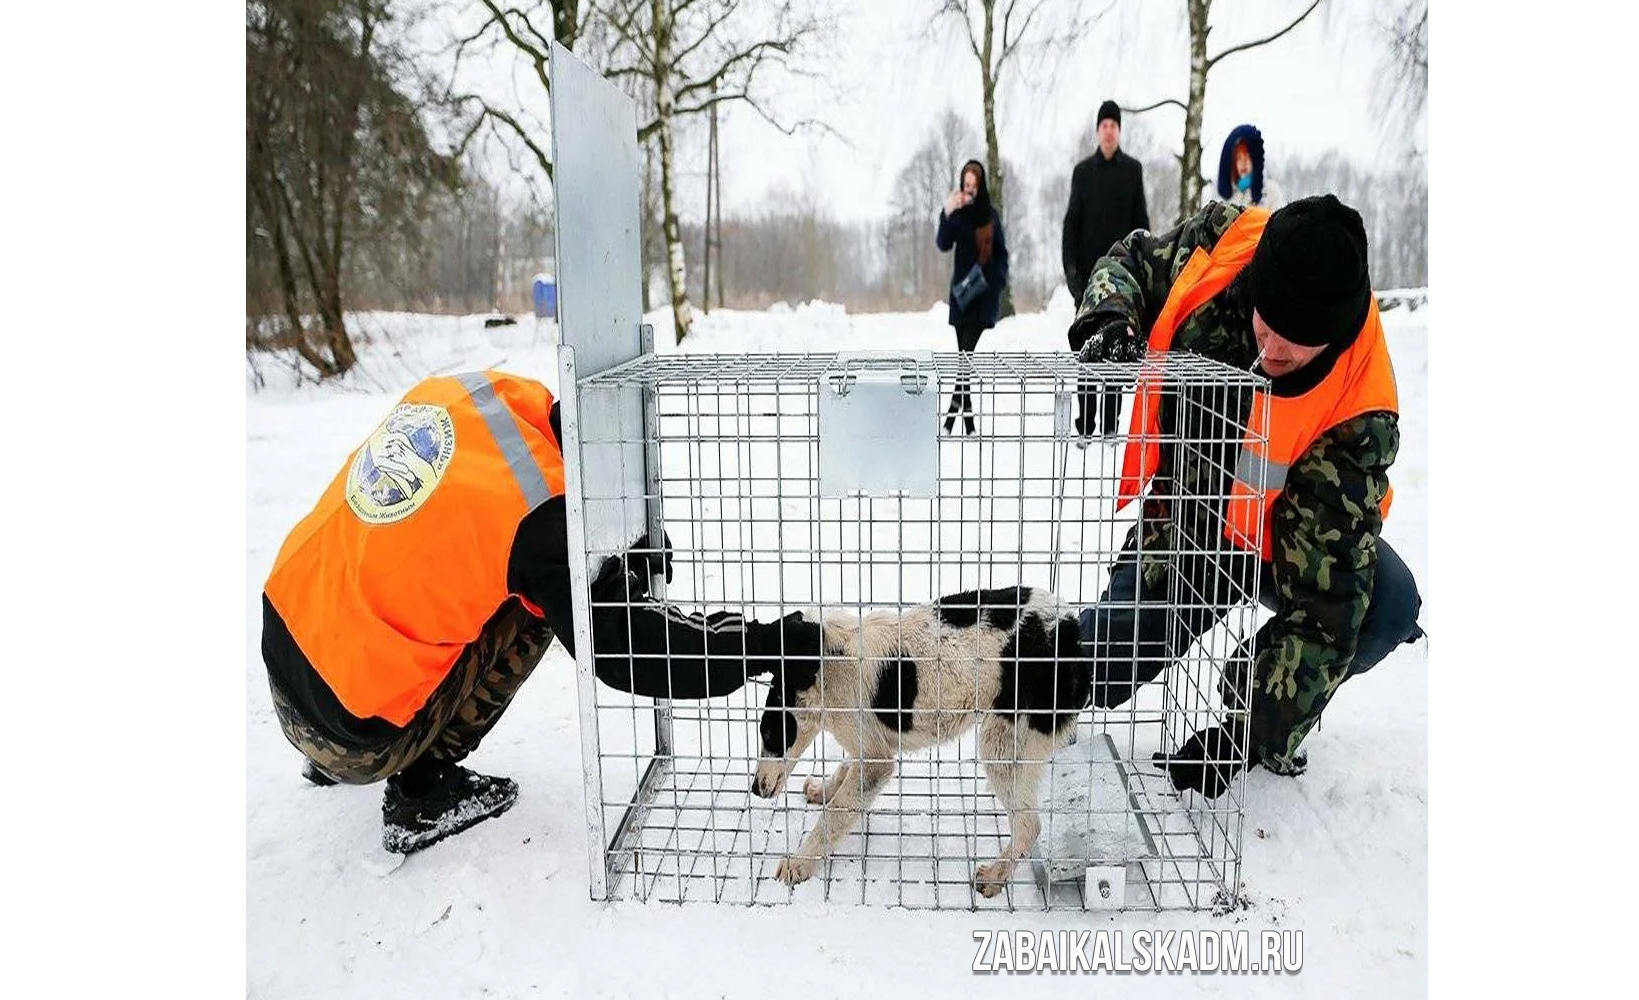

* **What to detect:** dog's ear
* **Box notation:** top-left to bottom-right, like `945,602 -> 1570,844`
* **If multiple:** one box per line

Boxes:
758,705 -> 799,756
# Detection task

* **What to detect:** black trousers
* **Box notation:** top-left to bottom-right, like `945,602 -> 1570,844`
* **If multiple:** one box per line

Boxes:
949,322 -> 984,412
1075,383 -> 1123,436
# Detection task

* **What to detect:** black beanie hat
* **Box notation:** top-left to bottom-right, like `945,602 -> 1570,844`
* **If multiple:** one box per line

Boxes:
1246,194 -> 1372,348
1097,100 -> 1121,128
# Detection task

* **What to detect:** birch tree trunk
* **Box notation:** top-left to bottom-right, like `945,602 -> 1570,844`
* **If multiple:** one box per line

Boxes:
651,0 -> 693,342
1179,0 -> 1210,215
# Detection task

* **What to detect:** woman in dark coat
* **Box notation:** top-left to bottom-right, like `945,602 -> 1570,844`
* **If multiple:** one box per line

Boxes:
935,159 -> 1009,435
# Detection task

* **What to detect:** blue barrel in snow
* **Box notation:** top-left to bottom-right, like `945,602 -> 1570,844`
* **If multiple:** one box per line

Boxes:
532,276 -> 558,319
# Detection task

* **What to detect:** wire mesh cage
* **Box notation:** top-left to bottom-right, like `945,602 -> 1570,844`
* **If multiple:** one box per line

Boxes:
556,347 -> 1269,912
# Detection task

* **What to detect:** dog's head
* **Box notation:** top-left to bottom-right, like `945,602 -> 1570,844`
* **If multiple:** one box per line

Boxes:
750,619 -> 834,798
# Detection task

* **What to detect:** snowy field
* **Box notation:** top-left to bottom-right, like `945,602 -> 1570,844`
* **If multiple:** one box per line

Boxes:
246,291 -> 1429,998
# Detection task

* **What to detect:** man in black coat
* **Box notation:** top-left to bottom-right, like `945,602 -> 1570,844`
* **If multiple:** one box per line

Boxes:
1062,99 -> 1150,440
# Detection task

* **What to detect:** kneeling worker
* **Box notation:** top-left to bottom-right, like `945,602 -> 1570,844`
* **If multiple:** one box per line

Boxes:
261,370 -> 817,854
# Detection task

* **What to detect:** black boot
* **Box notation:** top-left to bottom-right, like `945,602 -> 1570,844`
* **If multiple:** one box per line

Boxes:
1255,747 -> 1309,777
302,760 -> 338,787
381,758 -> 519,855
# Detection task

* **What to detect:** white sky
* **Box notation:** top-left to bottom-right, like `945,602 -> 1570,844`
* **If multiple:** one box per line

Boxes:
692,0 -> 1415,222
441,0 -> 1420,225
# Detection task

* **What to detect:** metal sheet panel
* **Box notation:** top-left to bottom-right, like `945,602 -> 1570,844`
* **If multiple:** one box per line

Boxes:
549,42 -> 648,560
549,40 -> 643,379
817,352 -> 937,497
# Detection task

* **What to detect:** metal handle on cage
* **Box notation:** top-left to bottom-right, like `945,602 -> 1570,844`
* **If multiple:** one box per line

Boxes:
825,354 -> 932,397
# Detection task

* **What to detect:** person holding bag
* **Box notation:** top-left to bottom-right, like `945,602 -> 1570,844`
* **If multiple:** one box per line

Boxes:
935,158 -> 1009,435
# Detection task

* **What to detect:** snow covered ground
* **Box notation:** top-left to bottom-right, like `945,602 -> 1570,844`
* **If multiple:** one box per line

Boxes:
246,293 -> 1428,998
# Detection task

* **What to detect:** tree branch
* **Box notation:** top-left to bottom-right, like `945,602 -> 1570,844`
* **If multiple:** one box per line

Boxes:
505,3 -> 556,52
1207,0 -> 1324,70
669,0 -> 742,68
478,0 -> 552,96
593,0 -> 658,75
673,36 -> 798,102
1124,97 -> 1187,114
451,94 -> 554,182
693,90 -> 838,141
995,0 -> 1048,73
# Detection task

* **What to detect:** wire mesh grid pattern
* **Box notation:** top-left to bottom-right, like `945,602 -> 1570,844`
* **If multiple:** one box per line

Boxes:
560,350 -> 1269,911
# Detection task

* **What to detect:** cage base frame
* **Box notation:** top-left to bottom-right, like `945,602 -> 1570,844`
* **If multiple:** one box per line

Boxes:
599,730 -> 1237,912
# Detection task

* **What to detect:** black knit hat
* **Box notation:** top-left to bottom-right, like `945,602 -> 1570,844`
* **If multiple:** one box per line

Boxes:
1097,100 -> 1121,128
1246,194 -> 1372,348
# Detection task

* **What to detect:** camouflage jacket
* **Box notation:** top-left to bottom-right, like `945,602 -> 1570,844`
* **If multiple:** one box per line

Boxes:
1076,201 -> 1400,767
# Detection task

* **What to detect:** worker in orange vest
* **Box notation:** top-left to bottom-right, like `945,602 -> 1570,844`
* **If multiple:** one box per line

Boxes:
261,371 -> 819,855
1067,194 -> 1424,798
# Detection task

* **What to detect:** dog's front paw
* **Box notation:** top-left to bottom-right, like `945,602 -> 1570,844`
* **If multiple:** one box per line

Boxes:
751,762 -> 788,799
802,777 -> 827,805
974,859 -> 1015,898
774,854 -> 816,887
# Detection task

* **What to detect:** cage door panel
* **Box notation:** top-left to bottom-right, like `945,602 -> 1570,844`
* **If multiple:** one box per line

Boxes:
817,355 -> 936,497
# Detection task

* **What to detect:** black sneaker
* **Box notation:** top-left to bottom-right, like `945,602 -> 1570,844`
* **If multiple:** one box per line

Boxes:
381,763 -> 519,855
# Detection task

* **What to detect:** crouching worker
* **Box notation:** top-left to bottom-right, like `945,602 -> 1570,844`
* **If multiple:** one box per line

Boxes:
261,370 -> 819,855
1070,195 -> 1425,799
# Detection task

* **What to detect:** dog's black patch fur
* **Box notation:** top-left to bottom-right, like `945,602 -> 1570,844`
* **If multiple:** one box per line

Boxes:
992,612 -> 1093,734
755,637 -> 830,755
870,657 -> 919,732
759,702 -> 799,755
937,586 -> 1027,633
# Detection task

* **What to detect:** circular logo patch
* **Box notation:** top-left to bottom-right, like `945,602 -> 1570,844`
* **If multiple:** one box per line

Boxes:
345,403 -> 456,524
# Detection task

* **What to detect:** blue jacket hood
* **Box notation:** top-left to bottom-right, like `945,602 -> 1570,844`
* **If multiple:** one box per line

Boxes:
1216,124 -> 1265,204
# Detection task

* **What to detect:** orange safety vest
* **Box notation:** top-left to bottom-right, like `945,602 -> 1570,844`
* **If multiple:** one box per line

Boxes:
1116,207 -> 1398,561
264,371 -> 567,726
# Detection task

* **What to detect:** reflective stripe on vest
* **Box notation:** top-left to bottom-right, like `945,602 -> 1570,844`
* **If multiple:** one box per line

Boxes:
1236,447 -> 1288,494
455,371 -> 554,508
1114,207 -> 1397,561
264,371 -> 566,726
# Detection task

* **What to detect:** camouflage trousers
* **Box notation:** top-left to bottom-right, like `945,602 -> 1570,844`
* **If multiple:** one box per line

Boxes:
1077,516 -> 1422,763
270,598 -> 555,785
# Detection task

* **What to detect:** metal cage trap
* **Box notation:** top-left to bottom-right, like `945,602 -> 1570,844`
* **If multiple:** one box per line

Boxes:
546,43 -> 1268,913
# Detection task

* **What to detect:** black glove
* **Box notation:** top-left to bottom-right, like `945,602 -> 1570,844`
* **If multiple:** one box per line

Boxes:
1152,722 -> 1248,799
1074,316 -> 1144,364
588,530 -> 674,605
626,529 -> 674,585
589,551 -> 642,605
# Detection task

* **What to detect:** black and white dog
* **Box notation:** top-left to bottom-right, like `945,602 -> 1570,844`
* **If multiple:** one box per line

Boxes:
751,586 -> 1091,896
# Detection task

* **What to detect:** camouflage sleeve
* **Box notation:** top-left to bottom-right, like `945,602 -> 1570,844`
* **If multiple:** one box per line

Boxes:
1247,411 -> 1400,766
1071,201 -> 1245,348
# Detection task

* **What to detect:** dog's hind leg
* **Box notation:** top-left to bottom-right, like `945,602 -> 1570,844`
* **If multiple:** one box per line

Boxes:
775,757 -> 894,888
975,719 -> 1050,898
803,759 -> 857,805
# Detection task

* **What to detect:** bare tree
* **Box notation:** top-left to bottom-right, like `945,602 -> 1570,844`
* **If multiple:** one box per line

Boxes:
1116,121 -> 1182,231
594,0 -> 827,342
1279,151 -> 1425,288
1372,0 -> 1427,155
1126,0 -> 1325,216
933,0 -> 1107,316
247,0 -> 455,377
446,2 -> 586,188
